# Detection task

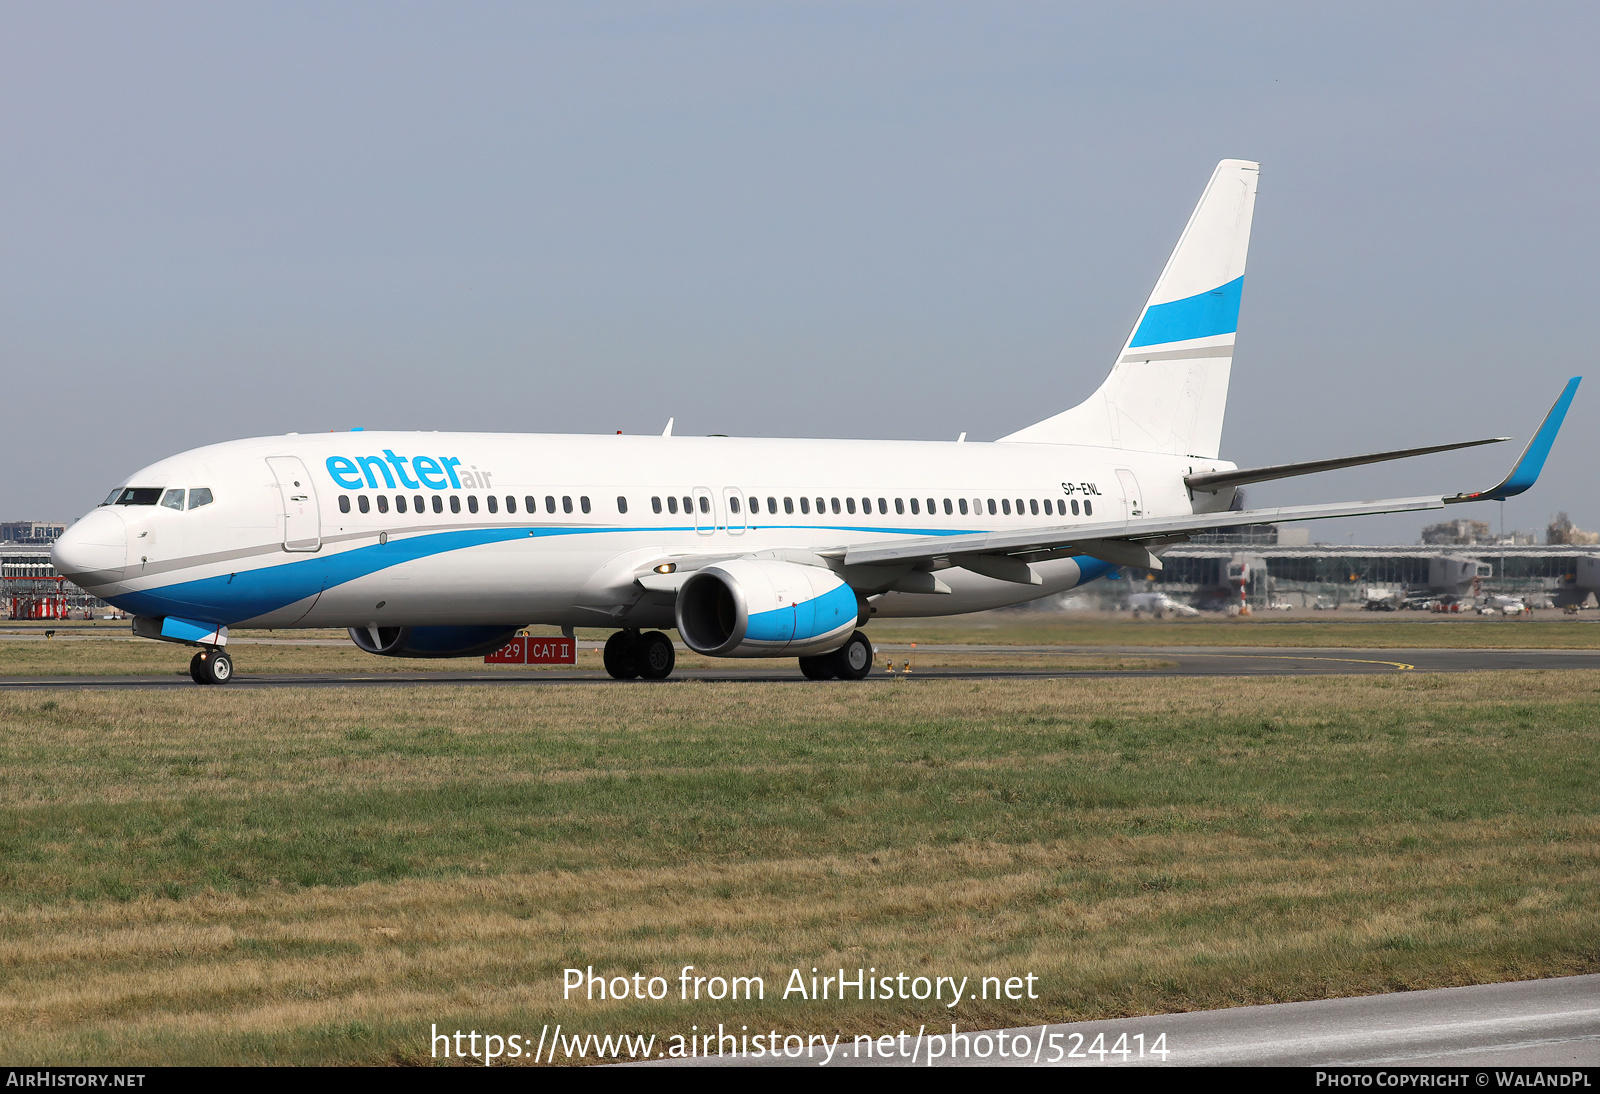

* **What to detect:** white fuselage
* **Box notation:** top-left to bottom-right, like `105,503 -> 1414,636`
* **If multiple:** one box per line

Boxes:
53,431 -> 1236,636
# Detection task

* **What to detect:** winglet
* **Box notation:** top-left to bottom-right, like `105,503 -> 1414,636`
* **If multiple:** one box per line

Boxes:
1446,377 -> 1581,503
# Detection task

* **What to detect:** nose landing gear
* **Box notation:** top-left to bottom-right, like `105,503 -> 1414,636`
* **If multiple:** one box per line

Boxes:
189,648 -> 233,685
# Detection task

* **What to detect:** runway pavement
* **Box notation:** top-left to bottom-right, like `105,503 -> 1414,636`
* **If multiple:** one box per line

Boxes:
654,974 -> 1600,1067
3,643 -> 1600,689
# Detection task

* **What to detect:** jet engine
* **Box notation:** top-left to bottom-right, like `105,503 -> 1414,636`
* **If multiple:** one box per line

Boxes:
348,624 -> 520,658
675,560 -> 861,657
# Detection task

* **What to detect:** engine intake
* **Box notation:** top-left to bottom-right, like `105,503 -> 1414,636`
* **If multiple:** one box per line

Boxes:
676,560 -> 860,657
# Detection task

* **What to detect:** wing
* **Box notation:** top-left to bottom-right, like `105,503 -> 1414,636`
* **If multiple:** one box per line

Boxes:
836,377 -> 1580,578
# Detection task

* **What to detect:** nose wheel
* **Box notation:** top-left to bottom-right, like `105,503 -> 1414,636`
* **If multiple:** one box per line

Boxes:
190,649 -> 233,685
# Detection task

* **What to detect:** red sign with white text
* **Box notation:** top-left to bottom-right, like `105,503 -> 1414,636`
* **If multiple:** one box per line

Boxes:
485,636 -> 575,665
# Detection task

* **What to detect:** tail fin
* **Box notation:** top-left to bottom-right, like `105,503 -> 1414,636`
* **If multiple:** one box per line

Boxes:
1001,159 -> 1259,458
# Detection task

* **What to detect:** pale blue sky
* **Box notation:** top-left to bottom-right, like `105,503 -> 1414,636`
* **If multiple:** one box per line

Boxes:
5,2 -> 1596,542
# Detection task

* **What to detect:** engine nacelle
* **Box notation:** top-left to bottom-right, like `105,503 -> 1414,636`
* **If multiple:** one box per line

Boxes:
348,624 -> 520,658
676,559 -> 861,657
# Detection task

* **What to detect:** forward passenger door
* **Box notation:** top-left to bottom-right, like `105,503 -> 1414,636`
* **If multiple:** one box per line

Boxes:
267,456 -> 322,552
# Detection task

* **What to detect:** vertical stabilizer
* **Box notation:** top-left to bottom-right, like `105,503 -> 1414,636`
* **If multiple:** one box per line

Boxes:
1001,159 -> 1258,458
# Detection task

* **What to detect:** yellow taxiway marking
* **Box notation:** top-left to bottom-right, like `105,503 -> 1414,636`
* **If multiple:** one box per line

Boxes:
1242,654 -> 1416,671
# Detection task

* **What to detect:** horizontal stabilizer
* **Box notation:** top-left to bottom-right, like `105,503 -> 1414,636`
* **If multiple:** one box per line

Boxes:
1185,436 -> 1509,493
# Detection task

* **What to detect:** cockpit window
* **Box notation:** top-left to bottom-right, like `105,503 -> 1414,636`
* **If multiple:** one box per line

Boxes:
188,488 -> 214,509
161,489 -> 186,511
113,488 -> 163,506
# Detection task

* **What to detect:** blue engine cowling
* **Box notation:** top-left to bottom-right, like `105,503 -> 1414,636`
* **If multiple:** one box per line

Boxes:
348,625 -> 520,658
676,560 -> 861,657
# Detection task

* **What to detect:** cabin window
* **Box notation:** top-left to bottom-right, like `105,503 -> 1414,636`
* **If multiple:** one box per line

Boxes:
377,495 -> 390,514
895,498 -> 904,515
358,495 -> 371,514
1084,500 -> 1093,516
432,495 -> 443,514
784,497 -> 794,514
878,498 -> 888,515
729,496 -> 741,514
958,499 -> 968,515
800,497 -> 810,514
667,496 -> 678,514
506,496 -> 517,514
617,496 -> 628,514
1043,499 -> 1052,515
988,499 -> 997,516
580,496 -> 591,514
814,497 -> 824,514
546,496 -> 556,514
943,498 -> 953,515
1000,499 -> 1010,515
395,495 -> 407,514
1070,499 -> 1080,516
562,496 -> 573,514
339,495 -> 351,514
697,496 -> 709,514
910,498 -> 920,515
831,498 -> 841,515
160,489 -> 185,511
486,496 -> 497,514
652,496 -> 662,514
525,496 -> 536,514
450,496 -> 461,514
466,495 -> 478,514
767,496 -> 777,514
845,497 -> 856,515
1030,499 -> 1039,516
414,495 -> 424,513
188,488 -> 213,509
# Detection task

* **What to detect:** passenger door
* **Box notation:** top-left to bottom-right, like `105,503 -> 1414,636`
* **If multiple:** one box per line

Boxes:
266,456 -> 322,552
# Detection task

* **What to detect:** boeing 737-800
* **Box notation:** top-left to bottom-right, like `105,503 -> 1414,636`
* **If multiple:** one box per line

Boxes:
51,160 -> 1580,684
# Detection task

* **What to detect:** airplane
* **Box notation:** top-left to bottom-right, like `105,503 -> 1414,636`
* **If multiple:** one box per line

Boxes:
51,159 -> 1581,685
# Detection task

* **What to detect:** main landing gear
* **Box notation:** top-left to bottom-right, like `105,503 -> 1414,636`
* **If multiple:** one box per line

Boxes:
602,629 -> 676,681
798,630 -> 874,681
189,648 -> 233,685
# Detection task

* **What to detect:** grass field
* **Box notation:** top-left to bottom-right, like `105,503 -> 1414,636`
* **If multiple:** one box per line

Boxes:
4,612 -> 1600,681
0,671 -> 1595,1064
0,637 -> 1167,677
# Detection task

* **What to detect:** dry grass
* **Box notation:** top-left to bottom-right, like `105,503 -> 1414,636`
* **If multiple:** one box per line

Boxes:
0,673 -> 1596,1064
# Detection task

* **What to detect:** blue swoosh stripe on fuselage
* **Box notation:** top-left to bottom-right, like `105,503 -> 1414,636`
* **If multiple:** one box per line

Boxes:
106,524 -> 1112,626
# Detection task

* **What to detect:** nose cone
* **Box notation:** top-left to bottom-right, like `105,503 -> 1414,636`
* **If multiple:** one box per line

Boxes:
52,509 -> 128,589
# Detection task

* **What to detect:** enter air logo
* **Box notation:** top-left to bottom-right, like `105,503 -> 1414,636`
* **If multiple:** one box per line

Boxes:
326,451 -> 494,491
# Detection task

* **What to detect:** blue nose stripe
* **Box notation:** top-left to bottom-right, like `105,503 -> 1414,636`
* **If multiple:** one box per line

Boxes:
107,526 -> 552,625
